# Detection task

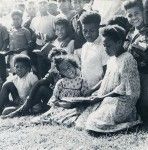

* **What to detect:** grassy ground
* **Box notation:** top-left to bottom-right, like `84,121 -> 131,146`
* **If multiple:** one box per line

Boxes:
0,117 -> 148,150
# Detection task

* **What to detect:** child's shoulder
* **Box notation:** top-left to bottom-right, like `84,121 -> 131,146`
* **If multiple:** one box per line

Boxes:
26,72 -> 38,80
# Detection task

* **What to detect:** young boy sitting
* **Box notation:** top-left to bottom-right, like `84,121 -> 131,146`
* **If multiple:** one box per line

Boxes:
0,54 -> 38,115
79,11 -> 109,89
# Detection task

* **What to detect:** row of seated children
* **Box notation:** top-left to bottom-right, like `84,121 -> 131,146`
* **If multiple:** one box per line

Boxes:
0,0 -> 147,133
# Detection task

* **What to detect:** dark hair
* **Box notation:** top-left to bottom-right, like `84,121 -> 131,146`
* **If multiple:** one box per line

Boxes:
79,11 -> 101,27
107,15 -> 132,34
102,25 -> 126,42
55,17 -> 72,37
13,54 -> 31,70
11,10 -> 23,18
48,48 -> 67,60
123,0 -> 143,11
54,56 -> 79,71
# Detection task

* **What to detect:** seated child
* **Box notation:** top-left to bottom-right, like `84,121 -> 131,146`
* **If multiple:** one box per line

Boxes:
34,17 -> 75,78
79,11 -> 109,88
31,56 -> 89,127
2,49 -> 67,118
123,0 -> 148,121
0,54 -> 38,115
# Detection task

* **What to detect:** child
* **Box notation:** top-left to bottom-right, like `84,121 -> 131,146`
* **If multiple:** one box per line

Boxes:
76,25 -> 141,133
0,54 -> 38,115
9,10 -> 32,55
35,17 -> 75,78
79,11 -> 109,89
52,17 -> 74,54
123,0 -> 148,121
2,49 -> 67,118
107,15 -> 132,35
57,0 -> 76,21
71,0 -> 88,49
31,56 -> 89,127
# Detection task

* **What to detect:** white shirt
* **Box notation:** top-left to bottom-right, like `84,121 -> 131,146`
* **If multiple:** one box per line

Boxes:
81,36 -> 109,88
30,14 -> 55,43
6,72 -> 38,104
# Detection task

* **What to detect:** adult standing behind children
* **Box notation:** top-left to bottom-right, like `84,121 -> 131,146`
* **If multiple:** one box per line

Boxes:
123,0 -> 148,122
80,11 -> 109,89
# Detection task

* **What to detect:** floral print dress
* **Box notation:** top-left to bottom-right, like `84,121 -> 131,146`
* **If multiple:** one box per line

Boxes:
32,76 -> 89,127
76,52 -> 141,132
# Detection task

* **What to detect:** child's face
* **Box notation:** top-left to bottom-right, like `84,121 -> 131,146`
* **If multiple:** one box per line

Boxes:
57,0 -> 71,13
26,3 -> 36,17
58,61 -> 77,79
71,0 -> 86,12
103,36 -> 121,56
12,15 -> 22,28
38,1 -> 48,15
82,23 -> 99,42
15,62 -> 29,78
55,24 -> 67,40
126,6 -> 144,28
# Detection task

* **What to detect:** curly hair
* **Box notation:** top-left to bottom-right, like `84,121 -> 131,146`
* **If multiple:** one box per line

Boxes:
13,54 -> 31,70
102,25 -> 126,42
123,0 -> 143,11
79,11 -> 101,26
54,55 -> 80,71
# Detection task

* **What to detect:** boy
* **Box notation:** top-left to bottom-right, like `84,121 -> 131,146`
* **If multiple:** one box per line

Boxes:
57,0 -> 76,21
0,54 -> 38,115
10,10 -> 32,54
71,0 -> 89,49
79,11 -> 109,89
123,0 -> 148,121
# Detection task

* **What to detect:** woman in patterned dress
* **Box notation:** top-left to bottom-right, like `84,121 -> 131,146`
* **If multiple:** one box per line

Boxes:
75,25 -> 141,133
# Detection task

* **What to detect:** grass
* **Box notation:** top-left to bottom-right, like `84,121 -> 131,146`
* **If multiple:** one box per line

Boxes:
0,117 -> 148,150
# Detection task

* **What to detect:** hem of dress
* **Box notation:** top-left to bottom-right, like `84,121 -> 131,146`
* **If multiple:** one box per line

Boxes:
86,119 -> 142,133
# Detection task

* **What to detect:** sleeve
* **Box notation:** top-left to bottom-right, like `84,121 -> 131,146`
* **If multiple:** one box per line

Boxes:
5,74 -> 15,84
113,55 -> 140,100
29,72 -> 38,86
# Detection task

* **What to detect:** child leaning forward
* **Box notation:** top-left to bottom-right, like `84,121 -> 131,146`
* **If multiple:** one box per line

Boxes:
31,55 -> 90,127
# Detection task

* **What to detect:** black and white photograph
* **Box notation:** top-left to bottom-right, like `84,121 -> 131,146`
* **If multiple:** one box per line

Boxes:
0,0 -> 148,149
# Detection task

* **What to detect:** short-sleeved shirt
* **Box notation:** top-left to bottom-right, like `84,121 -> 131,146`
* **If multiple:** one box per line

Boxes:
81,36 -> 109,88
30,14 -> 55,42
6,72 -> 38,104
